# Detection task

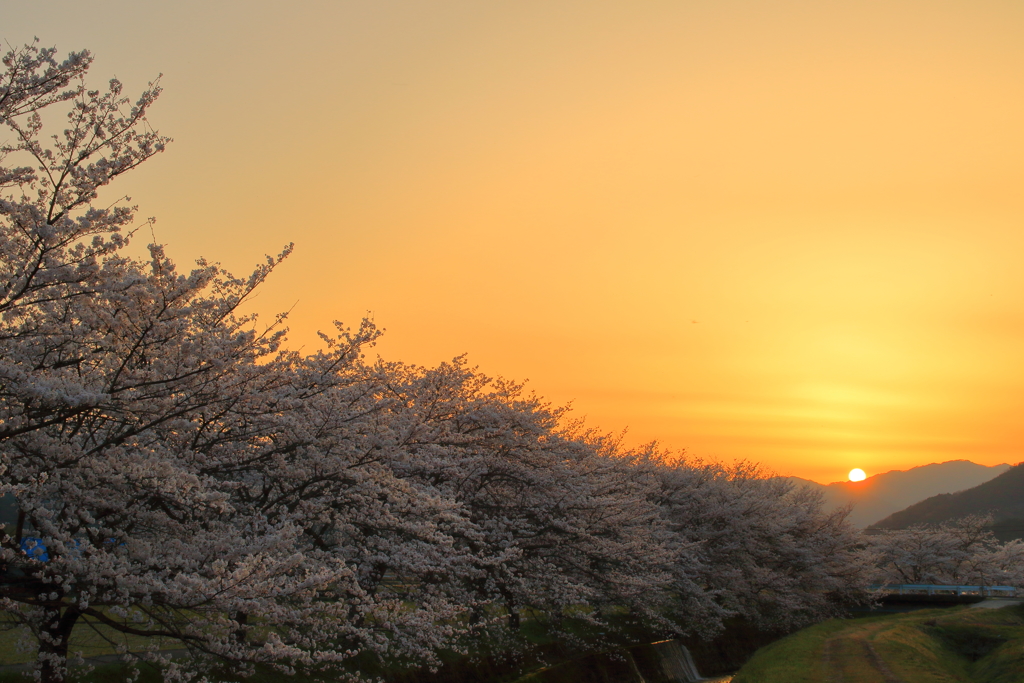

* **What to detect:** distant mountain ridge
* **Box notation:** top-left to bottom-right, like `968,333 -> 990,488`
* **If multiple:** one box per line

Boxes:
869,463 -> 1024,541
787,460 -> 1011,528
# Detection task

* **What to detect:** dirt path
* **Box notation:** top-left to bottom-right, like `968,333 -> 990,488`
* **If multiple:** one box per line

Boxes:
862,639 -> 903,683
969,598 -> 1023,610
822,636 -> 843,683
821,622 -> 904,683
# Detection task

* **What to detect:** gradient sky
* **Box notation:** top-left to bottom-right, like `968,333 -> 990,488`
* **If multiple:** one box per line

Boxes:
7,1 -> 1024,482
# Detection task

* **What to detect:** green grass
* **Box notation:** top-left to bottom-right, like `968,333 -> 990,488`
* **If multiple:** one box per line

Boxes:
0,607 -> 670,683
0,613 -> 184,666
728,617 -> 852,683
733,603 -> 1024,683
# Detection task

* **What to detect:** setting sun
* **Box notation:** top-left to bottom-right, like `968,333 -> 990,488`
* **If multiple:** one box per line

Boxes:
848,468 -> 867,482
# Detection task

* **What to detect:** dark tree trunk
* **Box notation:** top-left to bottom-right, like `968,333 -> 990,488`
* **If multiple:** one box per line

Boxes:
506,603 -> 521,631
499,587 -> 520,632
234,611 -> 248,644
38,605 -> 80,683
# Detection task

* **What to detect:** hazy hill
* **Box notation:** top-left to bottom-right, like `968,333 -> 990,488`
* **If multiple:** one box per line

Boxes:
787,460 -> 1010,528
869,463 -> 1024,541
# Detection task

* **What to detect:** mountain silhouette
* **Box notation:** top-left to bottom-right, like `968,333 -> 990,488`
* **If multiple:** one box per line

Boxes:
787,460 -> 1010,528
869,463 -> 1024,540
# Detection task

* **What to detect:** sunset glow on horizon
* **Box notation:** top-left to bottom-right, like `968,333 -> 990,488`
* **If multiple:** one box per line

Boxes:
848,469 -> 867,483
10,1 -> 1024,483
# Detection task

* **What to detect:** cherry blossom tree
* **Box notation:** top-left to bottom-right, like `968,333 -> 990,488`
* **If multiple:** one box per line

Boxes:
651,457 -> 872,632
0,39 -> 890,683
375,360 -> 685,639
868,515 -> 1012,586
972,539 -> 1024,586
0,42 -> 472,683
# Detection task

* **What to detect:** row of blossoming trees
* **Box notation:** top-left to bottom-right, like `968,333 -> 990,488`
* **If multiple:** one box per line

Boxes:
869,516 -> 1024,587
0,42 -> 1011,683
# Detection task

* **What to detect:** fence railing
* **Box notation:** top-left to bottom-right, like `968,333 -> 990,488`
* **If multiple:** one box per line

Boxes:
871,584 -> 1018,597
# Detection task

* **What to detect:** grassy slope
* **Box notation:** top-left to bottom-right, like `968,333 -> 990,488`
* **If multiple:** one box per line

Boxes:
733,603 -> 1024,683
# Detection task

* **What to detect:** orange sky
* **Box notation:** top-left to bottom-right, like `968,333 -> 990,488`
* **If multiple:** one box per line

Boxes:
8,1 -> 1024,482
